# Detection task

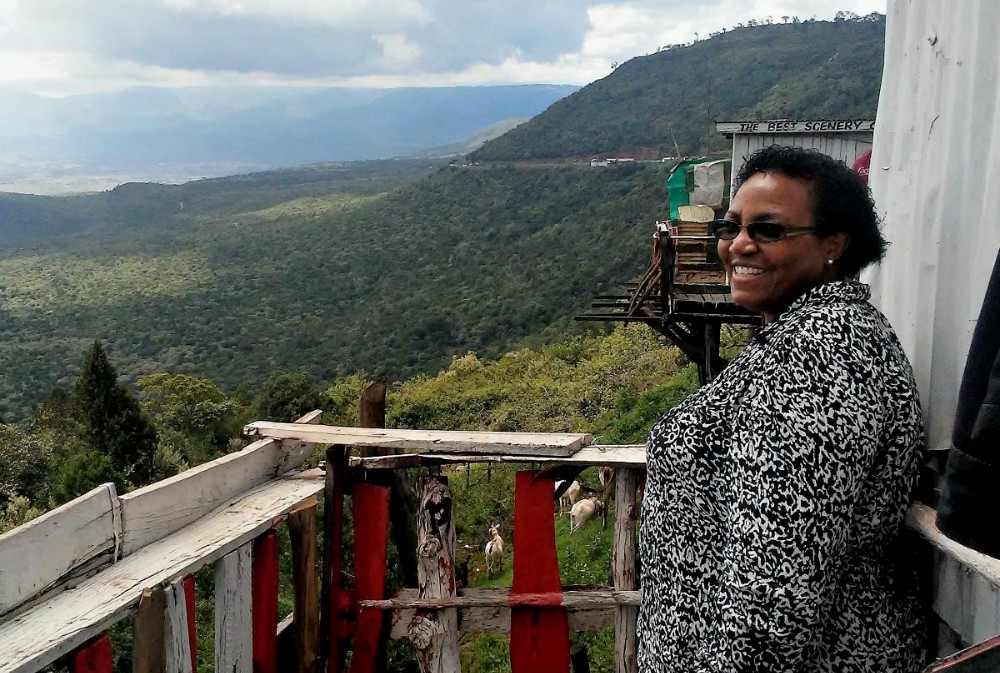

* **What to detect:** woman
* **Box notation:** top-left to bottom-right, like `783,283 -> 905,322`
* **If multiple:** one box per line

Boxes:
638,145 -> 927,672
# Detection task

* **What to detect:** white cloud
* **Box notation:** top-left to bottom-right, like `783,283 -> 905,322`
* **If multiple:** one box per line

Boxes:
0,0 -> 888,96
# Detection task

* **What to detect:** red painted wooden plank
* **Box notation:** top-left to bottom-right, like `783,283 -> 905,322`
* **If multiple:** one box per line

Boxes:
510,470 -> 570,673
71,634 -> 113,673
254,529 -> 280,673
349,483 -> 391,673
326,446 -> 349,673
184,574 -> 197,673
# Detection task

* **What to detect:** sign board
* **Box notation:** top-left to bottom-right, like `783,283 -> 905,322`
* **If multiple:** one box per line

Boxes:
715,120 -> 875,135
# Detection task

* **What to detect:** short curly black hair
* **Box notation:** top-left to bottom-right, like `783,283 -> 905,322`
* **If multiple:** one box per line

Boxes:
735,145 -> 886,277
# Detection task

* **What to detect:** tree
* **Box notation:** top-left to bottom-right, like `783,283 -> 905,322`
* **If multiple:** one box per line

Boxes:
253,372 -> 324,422
75,341 -> 158,486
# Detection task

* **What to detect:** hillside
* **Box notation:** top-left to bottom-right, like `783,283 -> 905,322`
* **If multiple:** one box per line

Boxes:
0,16 -> 889,418
471,14 -> 885,160
0,162 -> 666,417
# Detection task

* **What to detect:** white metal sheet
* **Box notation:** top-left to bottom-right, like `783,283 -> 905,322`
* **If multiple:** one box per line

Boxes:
865,0 -> 1000,451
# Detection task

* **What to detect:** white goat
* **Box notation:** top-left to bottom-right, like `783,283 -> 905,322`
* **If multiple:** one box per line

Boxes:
570,497 -> 605,533
554,479 -> 583,516
598,467 -> 615,490
485,525 -> 504,578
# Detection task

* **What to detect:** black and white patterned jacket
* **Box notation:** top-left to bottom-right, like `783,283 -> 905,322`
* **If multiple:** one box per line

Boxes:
638,280 -> 927,672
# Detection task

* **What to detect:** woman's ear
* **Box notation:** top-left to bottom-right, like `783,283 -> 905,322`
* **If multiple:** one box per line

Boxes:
823,232 -> 851,265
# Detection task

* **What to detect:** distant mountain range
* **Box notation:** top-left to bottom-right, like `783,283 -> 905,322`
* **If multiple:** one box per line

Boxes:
0,85 -> 577,194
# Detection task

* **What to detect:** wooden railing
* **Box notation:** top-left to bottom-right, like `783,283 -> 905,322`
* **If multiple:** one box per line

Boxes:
1,416 -> 999,673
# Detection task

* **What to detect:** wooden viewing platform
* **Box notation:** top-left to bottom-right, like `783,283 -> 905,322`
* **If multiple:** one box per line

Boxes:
1,418 -> 998,672
578,220 -> 761,384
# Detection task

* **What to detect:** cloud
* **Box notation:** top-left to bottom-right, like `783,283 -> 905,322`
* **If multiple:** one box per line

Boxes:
0,0 -> 887,94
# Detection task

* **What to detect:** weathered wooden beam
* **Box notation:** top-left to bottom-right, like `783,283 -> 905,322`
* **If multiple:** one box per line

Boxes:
164,579 -> 193,673
215,544 -> 253,673
0,470 -> 324,673
0,483 -> 120,616
409,476 -> 460,673
613,469 -> 639,673
182,577 -> 197,673
289,501 -> 320,673
120,410 -> 323,555
244,423 -> 591,457
253,531 -> 280,673
360,589 -> 641,611
132,586 -> 165,673
322,446 -> 349,673
348,444 -> 647,470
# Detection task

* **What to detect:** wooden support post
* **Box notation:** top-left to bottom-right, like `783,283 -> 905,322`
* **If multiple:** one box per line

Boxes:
613,469 -> 639,673
408,476 -> 460,673
510,471 -> 570,672
71,634 -> 113,673
322,445 -> 349,673
570,643 -> 592,673
165,578 -> 195,673
290,501 -> 320,673
184,575 -> 197,673
254,530 -> 280,673
133,586 -> 166,673
216,544 -> 253,673
350,483 -> 392,673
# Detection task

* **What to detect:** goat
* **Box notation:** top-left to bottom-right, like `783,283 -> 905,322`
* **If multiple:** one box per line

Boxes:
570,497 -> 605,533
598,467 -> 615,489
485,525 -> 504,578
554,479 -> 583,516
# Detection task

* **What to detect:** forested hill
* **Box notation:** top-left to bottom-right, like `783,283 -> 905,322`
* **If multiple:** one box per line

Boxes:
471,14 -> 885,161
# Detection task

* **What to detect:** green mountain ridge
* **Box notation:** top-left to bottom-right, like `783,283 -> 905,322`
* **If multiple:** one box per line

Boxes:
0,16 -> 886,418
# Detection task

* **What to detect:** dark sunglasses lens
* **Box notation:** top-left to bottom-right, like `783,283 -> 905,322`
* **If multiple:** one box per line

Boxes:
749,222 -> 786,242
712,221 -> 740,240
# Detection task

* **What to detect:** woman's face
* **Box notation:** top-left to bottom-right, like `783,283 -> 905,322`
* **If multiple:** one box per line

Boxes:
719,171 -> 848,322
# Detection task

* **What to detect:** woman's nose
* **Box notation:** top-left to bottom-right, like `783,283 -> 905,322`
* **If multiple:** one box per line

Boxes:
728,227 -> 759,255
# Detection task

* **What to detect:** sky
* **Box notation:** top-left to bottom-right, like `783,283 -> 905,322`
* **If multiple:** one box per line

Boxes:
0,0 -> 887,97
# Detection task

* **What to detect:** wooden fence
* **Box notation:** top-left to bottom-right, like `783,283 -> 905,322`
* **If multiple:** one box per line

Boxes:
1,416 -> 999,672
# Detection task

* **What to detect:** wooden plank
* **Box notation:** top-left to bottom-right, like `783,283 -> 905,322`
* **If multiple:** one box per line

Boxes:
289,502 -> 320,673
385,589 -> 618,639
253,531 -> 280,673
165,579 -> 193,673
71,634 -> 113,673
0,483 -> 120,616
510,471 -> 569,672
323,447 -> 348,673
216,544 -> 253,673
349,444 -> 647,470
120,411 -> 323,555
183,576 -> 197,673
350,484 -> 391,673
132,586 -> 165,673
0,470 -> 324,673
244,423 -> 592,457
613,470 -> 639,673
924,632 -> 1000,672
363,589 -> 641,610
409,476 -> 460,673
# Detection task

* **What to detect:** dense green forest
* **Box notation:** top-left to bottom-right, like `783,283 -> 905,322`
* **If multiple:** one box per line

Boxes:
471,13 -> 884,160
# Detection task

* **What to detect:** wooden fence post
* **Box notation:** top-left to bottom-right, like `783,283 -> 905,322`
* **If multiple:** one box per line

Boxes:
290,501 -> 320,673
351,482 -> 392,673
613,469 -> 639,673
133,586 -> 165,673
254,530 -> 280,673
510,471 -> 569,672
166,578 -> 195,673
322,445 -> 349,673
184,575 -> 197,673
216,544 -> 253,673
409,476 -> 460,672
71,634 -> 113,673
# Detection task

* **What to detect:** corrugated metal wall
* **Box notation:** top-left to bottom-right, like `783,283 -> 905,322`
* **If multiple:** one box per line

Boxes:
865,0 -> 1000,452
731,131 -> 873,176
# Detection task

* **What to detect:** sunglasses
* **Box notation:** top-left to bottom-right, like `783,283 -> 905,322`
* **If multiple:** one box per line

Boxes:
710,219 -> 819,243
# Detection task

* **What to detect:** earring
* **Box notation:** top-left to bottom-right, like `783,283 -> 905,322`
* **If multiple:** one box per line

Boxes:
826,259 -> 834,265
